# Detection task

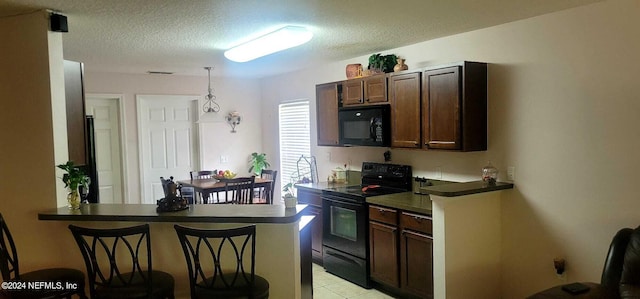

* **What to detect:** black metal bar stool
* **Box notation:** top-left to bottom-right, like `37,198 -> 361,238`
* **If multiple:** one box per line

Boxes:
68,224 -> 175,299
174,224 -> 269,299
0,213 -> 87,299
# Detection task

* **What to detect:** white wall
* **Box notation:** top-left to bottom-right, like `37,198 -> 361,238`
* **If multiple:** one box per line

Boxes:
84,72 -> 263,203
261,1 -> 640,297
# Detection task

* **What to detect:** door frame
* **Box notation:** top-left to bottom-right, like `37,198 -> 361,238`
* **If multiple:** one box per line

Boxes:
86,93 -> 128,203
136,94 -> 200,203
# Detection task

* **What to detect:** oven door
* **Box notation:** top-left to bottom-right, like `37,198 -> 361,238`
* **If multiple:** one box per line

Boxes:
322,194 -> 368,259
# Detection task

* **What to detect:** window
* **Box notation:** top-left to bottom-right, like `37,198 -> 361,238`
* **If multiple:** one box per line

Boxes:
279,101 -> 310,193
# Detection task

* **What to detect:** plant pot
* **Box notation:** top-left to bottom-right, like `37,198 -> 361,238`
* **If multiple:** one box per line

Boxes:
284,197 -> 297,208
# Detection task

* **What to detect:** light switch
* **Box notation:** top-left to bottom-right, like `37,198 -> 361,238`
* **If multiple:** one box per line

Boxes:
220,155 -> 228,163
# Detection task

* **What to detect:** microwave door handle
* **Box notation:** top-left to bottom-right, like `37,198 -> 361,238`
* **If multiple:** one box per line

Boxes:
369,118 -> 376,140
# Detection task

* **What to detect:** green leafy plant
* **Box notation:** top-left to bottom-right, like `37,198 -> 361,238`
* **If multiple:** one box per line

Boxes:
367,53 -> 397,73
56,161 -> 90,191
248,152 -> 271,176
282,182 -> 296,199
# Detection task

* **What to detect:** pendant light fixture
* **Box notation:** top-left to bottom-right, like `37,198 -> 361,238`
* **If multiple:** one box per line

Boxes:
202,67 -> 220,113
224,26 -> 313,62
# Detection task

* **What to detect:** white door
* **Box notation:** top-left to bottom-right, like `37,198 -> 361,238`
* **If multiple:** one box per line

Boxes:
137,95 -> 198,203
86,95 -> 124,204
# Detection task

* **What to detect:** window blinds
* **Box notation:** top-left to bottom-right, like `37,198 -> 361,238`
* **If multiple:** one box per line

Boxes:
278,101 -> 311,193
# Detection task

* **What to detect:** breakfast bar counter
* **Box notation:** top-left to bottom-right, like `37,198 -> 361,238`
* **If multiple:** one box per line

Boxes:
38,203 -> 308,223
38,203 -> 310,299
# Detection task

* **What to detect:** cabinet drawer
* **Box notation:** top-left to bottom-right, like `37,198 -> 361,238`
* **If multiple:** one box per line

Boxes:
400,212 -> 432,234
369,205 -> 398,225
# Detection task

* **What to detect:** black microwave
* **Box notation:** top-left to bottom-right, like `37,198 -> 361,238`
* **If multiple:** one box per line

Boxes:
338,105 -> 391,147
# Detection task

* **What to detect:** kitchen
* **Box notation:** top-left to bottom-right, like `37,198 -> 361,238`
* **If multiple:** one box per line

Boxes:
2,1 -> 640,298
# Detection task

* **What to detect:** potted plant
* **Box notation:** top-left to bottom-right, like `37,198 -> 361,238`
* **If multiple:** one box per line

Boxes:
282,182 -> 297,208
56,161 -> 90,209
368,53 -> 398,73
248,152 -> 271,176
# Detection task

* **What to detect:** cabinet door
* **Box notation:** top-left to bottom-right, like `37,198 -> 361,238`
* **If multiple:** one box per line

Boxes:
297,189 -> 323,263
422,66 -> 461,150
370,221 -> 399,287
364,75 -> 387,104
308,206 -> 323,263
64,60 -> 87,165
342,80 -> 364,106
390,73 -> 421,148
316,83 -> 340,146
400,230 -> 433,298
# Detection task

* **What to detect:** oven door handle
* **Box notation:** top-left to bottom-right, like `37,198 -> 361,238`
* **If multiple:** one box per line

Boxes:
325,250 -> 361,266
323,197 -> 362,208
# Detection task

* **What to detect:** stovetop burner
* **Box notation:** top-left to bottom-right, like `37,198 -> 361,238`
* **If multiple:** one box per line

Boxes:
323,162 -> 413,202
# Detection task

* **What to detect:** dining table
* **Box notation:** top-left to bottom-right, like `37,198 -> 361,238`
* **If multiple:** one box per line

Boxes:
177,177 -> 274,204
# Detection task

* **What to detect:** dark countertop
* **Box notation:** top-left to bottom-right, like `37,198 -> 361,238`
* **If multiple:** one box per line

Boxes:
38,203 -> 309,224
295,180 -> 513,215
367,192 -> 433,215
420,181 -> 514,197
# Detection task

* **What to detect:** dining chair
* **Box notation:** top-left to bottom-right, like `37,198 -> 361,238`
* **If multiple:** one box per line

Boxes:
190,170 -> 215,180
255,170 -> 277,204
174,224 -> 269,299
160,176 -> 174,197
0,213 -> 87,299
68,224 -> 175,299
189,170 -> 217,203
224,176 -> 256,204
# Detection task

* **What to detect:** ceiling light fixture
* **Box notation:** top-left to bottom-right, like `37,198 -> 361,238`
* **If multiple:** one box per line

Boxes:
202,66 -> 220,113
224,26 -> 313,63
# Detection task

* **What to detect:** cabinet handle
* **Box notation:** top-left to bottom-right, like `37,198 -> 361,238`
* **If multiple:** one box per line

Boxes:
365,98 -> 370,102
378,209 -> 385,215
413,216 -> 422,222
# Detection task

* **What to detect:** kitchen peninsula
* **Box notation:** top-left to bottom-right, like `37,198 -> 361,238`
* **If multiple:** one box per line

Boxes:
298,179 -> 513,299
39,203 -> 311,299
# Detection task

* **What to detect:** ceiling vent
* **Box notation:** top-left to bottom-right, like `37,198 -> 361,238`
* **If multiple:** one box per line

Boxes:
147,71 -> 174,75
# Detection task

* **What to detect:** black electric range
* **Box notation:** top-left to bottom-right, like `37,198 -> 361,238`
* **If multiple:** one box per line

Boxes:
323,162 -> 413,201
321,162 -> 412,288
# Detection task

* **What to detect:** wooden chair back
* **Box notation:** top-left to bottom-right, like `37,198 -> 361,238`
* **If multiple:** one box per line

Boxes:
224,176 -> 256,204
190,170 -> 215,180
259,169 -> 278,204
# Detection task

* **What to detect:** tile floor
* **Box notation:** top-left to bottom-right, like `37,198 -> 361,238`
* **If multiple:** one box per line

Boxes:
312,263 -> 397,299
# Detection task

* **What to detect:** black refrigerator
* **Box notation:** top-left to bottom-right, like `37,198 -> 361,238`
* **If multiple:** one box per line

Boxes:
81,115 -> 99,203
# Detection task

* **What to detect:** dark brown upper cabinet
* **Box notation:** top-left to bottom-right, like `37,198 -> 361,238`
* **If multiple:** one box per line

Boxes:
342,74 -> 387,106
64,60 -> 88,165
422,61 -> 487,151
389,72 -> 422,148
316,82 -> 340,146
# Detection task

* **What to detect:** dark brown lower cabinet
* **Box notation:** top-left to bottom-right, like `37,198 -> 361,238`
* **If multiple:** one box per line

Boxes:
369,205 -> 433,298
400,229 -> 434,298
369,221 -> 399,287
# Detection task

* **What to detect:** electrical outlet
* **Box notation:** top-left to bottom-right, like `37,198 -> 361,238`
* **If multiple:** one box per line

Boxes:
436,167 -> 442,179
220,155 -> 228,163
325,152 -> 331,162
507,166 -> 515,181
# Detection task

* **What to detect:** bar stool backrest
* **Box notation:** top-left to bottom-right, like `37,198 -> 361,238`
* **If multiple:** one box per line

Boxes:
174,224 -> 258,297
0,213 -> 19,280
69,224 -> 154,299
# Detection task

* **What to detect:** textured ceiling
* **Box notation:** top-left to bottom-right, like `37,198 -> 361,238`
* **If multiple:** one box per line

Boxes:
0,0 -> 601,78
